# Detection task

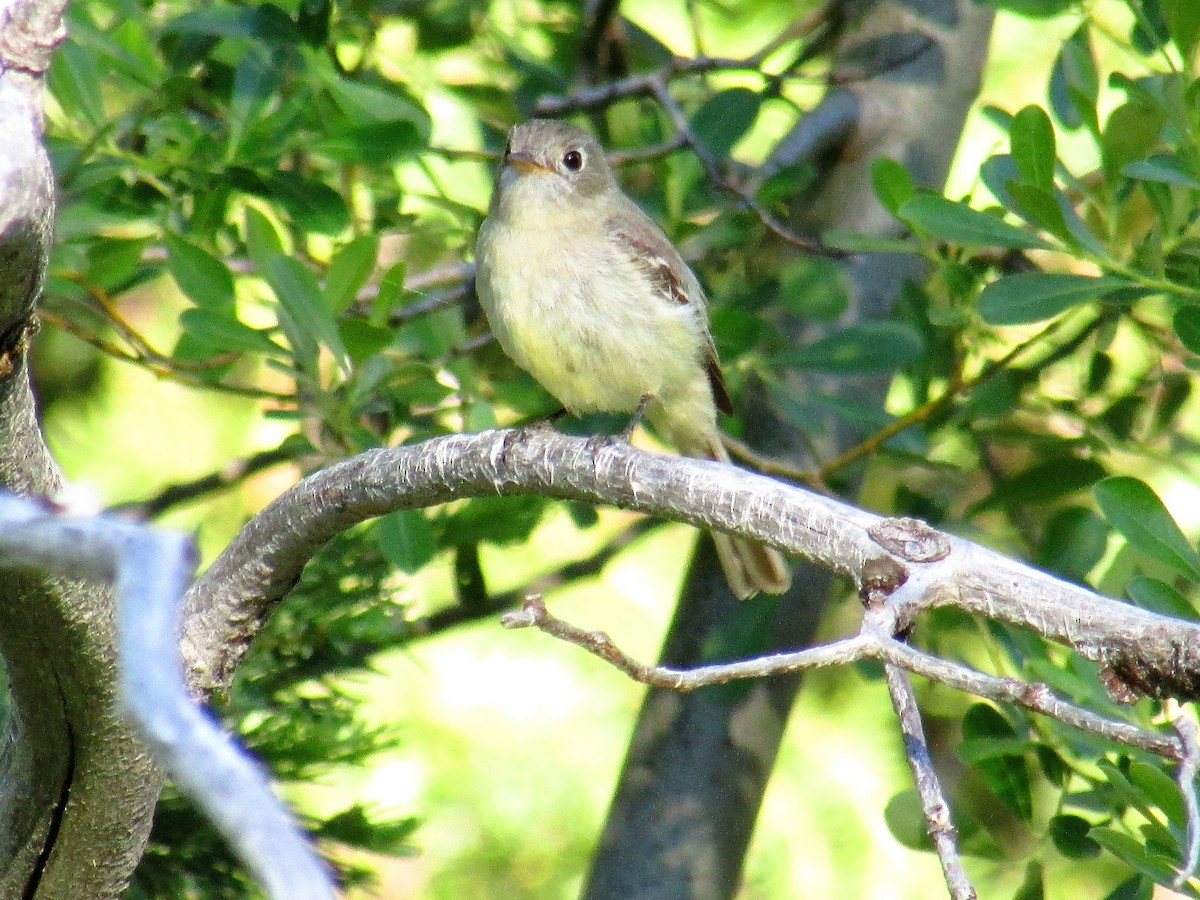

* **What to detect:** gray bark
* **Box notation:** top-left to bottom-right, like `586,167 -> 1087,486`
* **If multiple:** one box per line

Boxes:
0,1 -> 163,896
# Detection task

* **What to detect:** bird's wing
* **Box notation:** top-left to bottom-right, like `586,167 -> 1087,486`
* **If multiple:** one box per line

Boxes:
606,211 -> 734,416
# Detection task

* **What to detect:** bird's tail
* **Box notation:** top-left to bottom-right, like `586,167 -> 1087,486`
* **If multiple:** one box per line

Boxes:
683,432 -> 792,600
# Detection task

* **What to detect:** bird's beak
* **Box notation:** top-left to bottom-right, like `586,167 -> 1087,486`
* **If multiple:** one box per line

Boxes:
505,151 -> 550,173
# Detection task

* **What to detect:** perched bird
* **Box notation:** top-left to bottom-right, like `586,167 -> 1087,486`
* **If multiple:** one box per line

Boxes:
474,119 -> 791,599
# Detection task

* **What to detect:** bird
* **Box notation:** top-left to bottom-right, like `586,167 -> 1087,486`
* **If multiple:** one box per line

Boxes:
474,118 -> 791,599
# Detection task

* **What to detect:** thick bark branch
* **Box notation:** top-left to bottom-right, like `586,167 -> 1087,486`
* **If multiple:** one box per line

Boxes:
180,430 -> 1200,703
0,2 -> 165,896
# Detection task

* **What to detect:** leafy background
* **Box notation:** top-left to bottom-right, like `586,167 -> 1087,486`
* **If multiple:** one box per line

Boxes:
26,0 -> 1200,896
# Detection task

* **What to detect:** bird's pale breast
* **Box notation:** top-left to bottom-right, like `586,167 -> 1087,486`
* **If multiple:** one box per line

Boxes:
476,218 -> 707,416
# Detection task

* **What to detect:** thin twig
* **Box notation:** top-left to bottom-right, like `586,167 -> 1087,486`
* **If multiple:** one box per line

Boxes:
882,660 -> 977,900
37,310 -> 294,402
112,446 -> 299,519
1172,708 -> 1200,889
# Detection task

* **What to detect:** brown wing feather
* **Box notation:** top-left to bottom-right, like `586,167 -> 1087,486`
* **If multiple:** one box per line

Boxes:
609,222 -> 734,415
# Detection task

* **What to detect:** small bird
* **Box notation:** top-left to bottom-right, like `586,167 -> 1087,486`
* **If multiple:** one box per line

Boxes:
474,119 -> 791,599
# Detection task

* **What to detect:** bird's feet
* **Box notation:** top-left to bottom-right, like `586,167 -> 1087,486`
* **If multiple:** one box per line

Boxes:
585,393 -> 654,455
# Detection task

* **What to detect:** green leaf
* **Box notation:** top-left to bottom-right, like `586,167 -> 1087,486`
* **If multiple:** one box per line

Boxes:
960,704 -> 1032,823
1102,102 -> 1166,184
267,171 -> 350,236
978,273 -> 1129,325
1007,182 -> 1072,243
166,234 -> 235,310
1164,0 -> 1200,55
689,89 -> 762,161
1128,760 -> 1186,828
971,457 -> 1106,515
773,322 -> 923,373
870,158 -> 915,216
883,790 -> 934,851
1049,815 -> 1101,859
163,5 -> 297,44
1174,307 -> 1200,355
370,260 -> 407,327
1090,828 -> 1177,884
325,234 -> 379,313
244,206 -> 285,264
262,254 -> 350,374
820,229 -> 914,254
323,76 -> 431,134
1127,576 -> 1199,621
1010,105 -> 1057,190
1050,25 -> 1099,132
1123,154 -> 1200,189
178,308 -> 285,355
374,510 -> 436,573
49,42 -> 106,128
1095,476 -> 1200,579
1103,874 -> 1154,900
338,319 -> 391,363
228,48 -> 282,159
309,120 -> 423,165
778,259 -> 848,321
898,195 -> 1049,249
1037,506 -> 1109,583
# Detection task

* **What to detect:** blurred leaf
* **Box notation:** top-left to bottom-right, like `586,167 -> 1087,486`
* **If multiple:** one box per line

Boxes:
1102,102 -> 1166,183
960,703 -> 1032,822
899,195 -> 1049,249
49,41 -> 105,128
978,273 -> 1129,325
974,0 -> 1073,16
1128,760 -> 1186,828
310,120 -> 423,165
1007,182 -> 1072,242
374,509 -> 436,573
1050,814 -> 1102,858
262,253 -> 349,373
871,157 -> 915,216
1131,0 -> 1170,53
371,260 -> 407,328
883,790 -> 933,851
778,259 -> 848,321
316,805 -> 416,856
1103,874 -> 1154,900
1010,105 -> 1057,190
163,4 -> 298,44
266,171 -> 350,235
1049,24 -> 1099,132
1095,476 -> 1200,579
439,496 -> 545,547
338,319 -> 391,363
1037,506 -> 1109,583
296,0 -> 332,46
228,48 -> 282,159
244,205 -> 285,262
166,234 -> 235,310
774,322 -> 923,373
1123,154 -> 1200,189
820,229 -> 914,254
325,234 -> 379,313
689,88 -> 761,161
179,308 -> 283,355
1126,576 -> 1198,620
323,76 -> 431,136
1090,827 -> 1177,884
970,457 -> 1106,515
1164,0 -> 1200,55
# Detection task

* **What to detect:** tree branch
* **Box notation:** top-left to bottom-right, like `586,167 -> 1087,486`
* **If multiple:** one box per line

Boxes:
179,429 -> 1200,707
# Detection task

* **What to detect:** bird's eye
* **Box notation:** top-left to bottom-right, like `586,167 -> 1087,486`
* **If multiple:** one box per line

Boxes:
562,149 -> 583,171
